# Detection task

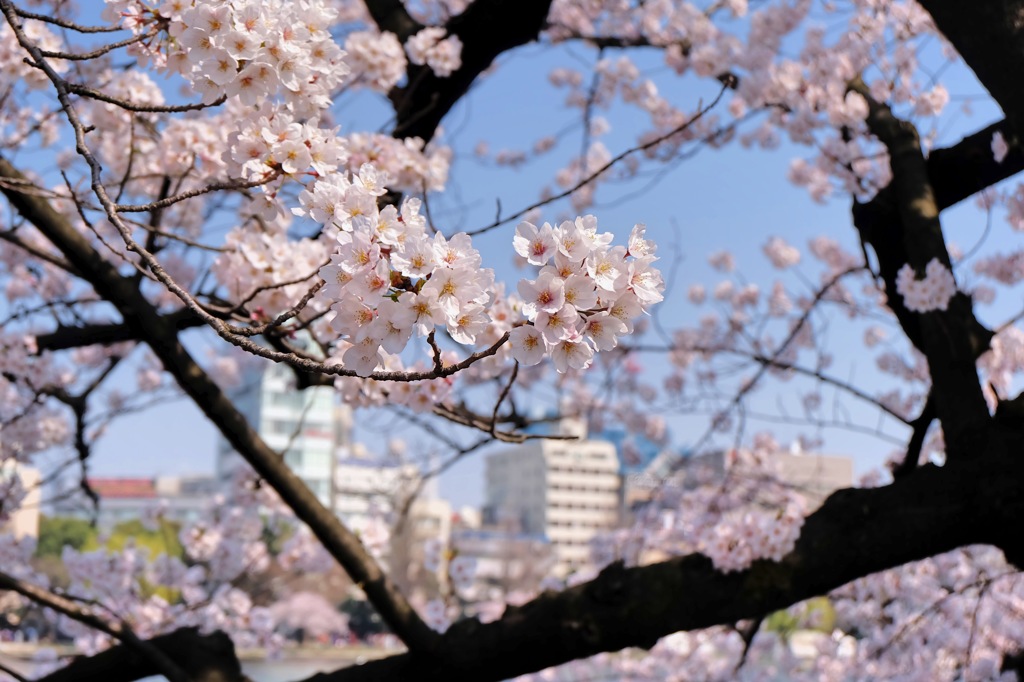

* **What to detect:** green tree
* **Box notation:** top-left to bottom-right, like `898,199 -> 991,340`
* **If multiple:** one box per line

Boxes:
81,519 -> 186,602
35,515 -> 95,558
84,519 -> 185,560
764,597 -> 836,640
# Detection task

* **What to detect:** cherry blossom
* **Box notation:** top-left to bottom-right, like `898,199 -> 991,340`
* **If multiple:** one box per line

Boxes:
405,27 -> 463,78
4,0 -> 1024,679
895,258 -> 957,313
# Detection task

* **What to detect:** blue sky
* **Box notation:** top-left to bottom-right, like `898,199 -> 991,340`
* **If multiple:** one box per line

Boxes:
86,31 -> 1018,510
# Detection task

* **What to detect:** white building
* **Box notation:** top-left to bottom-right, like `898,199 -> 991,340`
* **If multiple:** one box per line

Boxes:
218,362 -> 353,507
1,465 -> 40,539
679,448 -> 854,508
52,475 -> 219,532
451,525 -> 554,598
484,419 -> 620,576
334,455 -> 417,533
221,362 -> 424,540
390,496 -> 453,595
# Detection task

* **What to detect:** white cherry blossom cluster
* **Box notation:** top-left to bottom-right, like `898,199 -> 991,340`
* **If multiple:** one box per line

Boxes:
212,220 -> 327,315
1003,183 -> 1024,232
448,555 -> 477,592
225,106 -> 346,181
698,500 -> 805,573
978,327 -> 1024,408
301,161 -> 661,379
58,545 -> 168,648
696,490 -> 806,572
554,141 -> 613,211
520,551 -> 1024,681
415,537 -> 479,633
180,505 -> 271,581
0,403 -> 70,461
103,0 -> 349,116
277,527 -> 338,574
222,108 -> 449,205
827,547 -> 1024,682
762,236 -> 801,269
307,167 -> 496,375
0,472 -> 26,526
421,538 -> 477,594
973,251 -> 1024,286
510,219 -> 664,373
344,30 -> 407,92
628,438 -> 810,574
895,258 -> 956,313
992,131 -> 1010,163
423,598 -> 453,632
666,235 -> 865,398
38,68 -> 166,204
343,132 -> 450,193
50,468 -> 292,652
405,27 -> 463,78
0,20 -> 66,91
540,0 -> 953,209
0,337 -> 72,460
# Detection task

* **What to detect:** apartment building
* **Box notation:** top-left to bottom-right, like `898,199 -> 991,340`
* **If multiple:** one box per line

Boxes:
217,361 -> 353,507
484,419 -> 620,576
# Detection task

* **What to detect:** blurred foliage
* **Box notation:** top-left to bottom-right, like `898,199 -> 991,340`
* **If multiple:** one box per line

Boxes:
84,519 -> 185,602
262,515 -> 295,556
340,598 -> 388,638
764,597 -> 836,639
36,516 -> 185,601
82,518 -> 184,559
36,515 -> 95,558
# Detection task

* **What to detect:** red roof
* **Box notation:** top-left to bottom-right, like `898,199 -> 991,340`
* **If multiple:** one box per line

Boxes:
88,478 -> 156,499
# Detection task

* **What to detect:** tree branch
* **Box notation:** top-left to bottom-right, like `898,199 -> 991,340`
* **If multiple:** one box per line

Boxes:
390,0 -> 554,142
304,457 -> 1024,682
34,627 -> 247,682
0,150 -> 440,653
891,392 -> 936,479
851,79 -> 992,462
0,571 -> 190,682
32,308 -> 205,352
927,119 -> 1024,209
916,0 -> 1024,133
362,0 -> 422,42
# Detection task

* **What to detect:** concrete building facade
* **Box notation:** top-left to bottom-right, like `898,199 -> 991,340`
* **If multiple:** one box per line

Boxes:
484,419 -> 620,576
451,525 -> 554,598
680,449 -> 855,508
218,362 -> 424,533
390,496 -> 452,595
1,465 -> 40,539
334,456 -> 417,534
54,475 -> 219,532
218,362 -> 353,508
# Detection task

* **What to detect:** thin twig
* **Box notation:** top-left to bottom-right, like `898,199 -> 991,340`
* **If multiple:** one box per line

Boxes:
13,7 -> 122,32
466,84 -> 729,236
491,363 -> 519,436
66,82 -> 226,113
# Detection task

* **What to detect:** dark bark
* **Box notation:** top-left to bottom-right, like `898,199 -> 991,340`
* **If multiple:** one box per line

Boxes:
35,628 -> 247,682
852,82 -> 993,461
362,0 -> 422,42
306,455 -> 1024,682
33,307 -> 205,352
917,0 -> 1024,133
891,393 -> 935,479
927,120 -> 1024,208
389,0 -> 554,142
